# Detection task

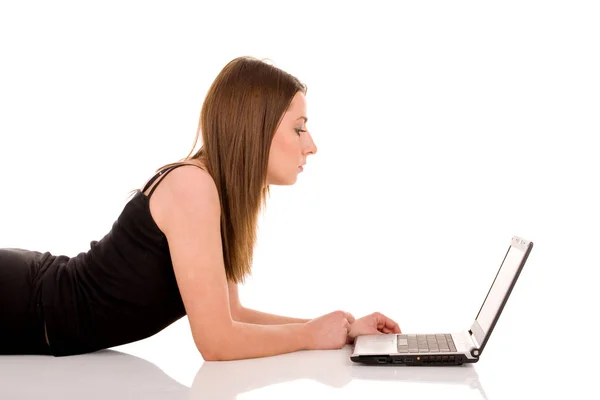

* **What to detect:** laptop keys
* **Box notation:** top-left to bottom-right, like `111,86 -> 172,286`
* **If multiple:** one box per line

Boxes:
396,335 -> 409,353
446,334 -> 457,352
408,335 -> 419,352
427,335 -> 439,352
396,334 -> 456,353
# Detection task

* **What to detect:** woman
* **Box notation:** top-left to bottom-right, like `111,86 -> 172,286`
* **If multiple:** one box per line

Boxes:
0,56 -> 401,360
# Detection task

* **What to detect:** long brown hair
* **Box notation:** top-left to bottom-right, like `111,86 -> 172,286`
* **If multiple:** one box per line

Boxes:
156,56 -> 307,283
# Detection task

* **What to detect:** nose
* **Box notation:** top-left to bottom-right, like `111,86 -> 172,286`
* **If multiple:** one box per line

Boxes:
304,131 -> 317,156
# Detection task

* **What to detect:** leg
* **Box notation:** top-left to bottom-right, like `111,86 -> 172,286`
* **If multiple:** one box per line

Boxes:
0,248 -> 49,354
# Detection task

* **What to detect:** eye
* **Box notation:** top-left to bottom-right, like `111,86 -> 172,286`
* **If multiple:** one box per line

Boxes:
295,128 -> 307,136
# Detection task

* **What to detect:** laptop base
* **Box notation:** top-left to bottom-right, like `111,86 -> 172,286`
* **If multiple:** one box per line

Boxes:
351,353 -> 478,366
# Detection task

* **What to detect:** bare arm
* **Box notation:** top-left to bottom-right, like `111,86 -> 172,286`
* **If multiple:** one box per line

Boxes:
227,281 -> 310,324
238,308 -> 311,325
154,166 -> 310,361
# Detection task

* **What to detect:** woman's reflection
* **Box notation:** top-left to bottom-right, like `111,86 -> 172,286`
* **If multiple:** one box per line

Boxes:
190,347 -> 488,400
0,350 -> 188,399
0,347 -> 487,400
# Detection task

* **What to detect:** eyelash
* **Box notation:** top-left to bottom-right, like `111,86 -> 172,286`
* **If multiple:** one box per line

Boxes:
295,128 -> 307,136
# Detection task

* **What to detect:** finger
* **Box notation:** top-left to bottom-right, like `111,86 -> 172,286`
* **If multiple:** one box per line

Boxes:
386,320 -> 401,333
385,320 -> 401,333
347,324 -> 358,341
376,313 -> 402,333
344,312 -> 355,324
389,319 -> 402,333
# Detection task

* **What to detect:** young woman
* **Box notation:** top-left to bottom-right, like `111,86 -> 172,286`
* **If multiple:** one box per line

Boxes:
0,56 -> 401,360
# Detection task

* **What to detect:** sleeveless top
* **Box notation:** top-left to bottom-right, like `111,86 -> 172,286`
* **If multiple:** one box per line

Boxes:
38,163 -> 202,356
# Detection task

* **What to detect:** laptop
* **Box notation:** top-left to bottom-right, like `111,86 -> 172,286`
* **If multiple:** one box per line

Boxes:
351,236 -> 533,366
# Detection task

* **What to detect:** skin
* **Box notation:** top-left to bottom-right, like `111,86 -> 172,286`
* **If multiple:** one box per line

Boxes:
150,91 -> 400,359
44,91 -> 401,357
266,91 -> 317,185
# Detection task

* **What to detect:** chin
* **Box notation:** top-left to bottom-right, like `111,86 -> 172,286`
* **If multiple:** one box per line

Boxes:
268,173 -> 298,186
279,177 -> 297,186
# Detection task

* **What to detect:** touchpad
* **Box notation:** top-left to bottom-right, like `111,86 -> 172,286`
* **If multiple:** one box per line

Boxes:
359,335 -> 397,353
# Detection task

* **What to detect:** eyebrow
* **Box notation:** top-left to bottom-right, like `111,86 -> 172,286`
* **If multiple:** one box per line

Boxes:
296,116 -> 308,123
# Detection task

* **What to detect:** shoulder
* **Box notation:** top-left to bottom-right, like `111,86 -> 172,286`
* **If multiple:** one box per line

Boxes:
147,162 -> 221,235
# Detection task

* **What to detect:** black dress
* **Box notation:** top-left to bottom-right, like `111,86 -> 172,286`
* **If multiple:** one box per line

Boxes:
0,163 -> 201,356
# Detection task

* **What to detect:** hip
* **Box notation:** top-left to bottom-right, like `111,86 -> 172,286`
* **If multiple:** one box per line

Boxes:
0,247 -> 53,355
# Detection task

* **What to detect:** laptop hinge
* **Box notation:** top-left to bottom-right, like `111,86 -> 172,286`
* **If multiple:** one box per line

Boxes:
468,329 -> 482,357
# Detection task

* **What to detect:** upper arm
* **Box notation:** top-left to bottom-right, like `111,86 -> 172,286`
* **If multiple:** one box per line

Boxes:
153,166 -> 232,358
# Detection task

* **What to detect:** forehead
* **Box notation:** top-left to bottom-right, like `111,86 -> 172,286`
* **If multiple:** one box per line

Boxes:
286,91 -> 307,114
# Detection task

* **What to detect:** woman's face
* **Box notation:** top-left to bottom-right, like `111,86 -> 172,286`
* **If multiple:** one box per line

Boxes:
267,91 -> 317,185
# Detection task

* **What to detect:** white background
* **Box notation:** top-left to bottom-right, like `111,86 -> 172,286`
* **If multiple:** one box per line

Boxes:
1,1 -> 599,398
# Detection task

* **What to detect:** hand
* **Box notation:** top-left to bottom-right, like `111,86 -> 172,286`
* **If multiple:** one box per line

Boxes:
303,310 -> 355,350
347,312 -> 402,342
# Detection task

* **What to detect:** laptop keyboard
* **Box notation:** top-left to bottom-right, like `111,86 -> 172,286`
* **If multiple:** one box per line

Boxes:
397,334 -> 457,353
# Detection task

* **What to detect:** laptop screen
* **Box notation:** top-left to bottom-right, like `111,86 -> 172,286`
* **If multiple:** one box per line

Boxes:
474,238 -> 532,347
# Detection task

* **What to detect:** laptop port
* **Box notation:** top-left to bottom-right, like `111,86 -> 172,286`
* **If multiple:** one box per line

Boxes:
376,357 -> 388,364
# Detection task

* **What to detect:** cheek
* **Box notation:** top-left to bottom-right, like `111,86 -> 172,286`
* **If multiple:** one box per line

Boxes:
273,136 -> 299,162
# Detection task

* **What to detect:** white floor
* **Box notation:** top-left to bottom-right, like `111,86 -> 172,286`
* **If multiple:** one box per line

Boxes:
1,233 -> 598,399
1,284 -> 595,400
1,1 -> 599,398
0,336 -> 592,399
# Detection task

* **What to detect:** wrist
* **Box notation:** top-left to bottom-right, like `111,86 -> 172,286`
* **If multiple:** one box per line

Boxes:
299,321 -> 314,350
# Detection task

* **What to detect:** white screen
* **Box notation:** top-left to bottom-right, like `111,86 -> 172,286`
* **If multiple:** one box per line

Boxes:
476,246 -> 526,334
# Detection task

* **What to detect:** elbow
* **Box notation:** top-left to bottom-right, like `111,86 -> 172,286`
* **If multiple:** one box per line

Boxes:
199,351 -> 221,362
195,341 -> 225,361
195,337 -> 236,361
192,320 -> 240,361
198,346 -> 227,361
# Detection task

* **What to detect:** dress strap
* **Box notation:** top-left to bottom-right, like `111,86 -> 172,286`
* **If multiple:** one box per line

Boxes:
143,163 -> 205,199
141,168 -> 169,195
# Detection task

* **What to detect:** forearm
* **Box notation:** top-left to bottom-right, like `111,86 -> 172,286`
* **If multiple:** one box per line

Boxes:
237,307 -> 311,325
204,321 -> 309,361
